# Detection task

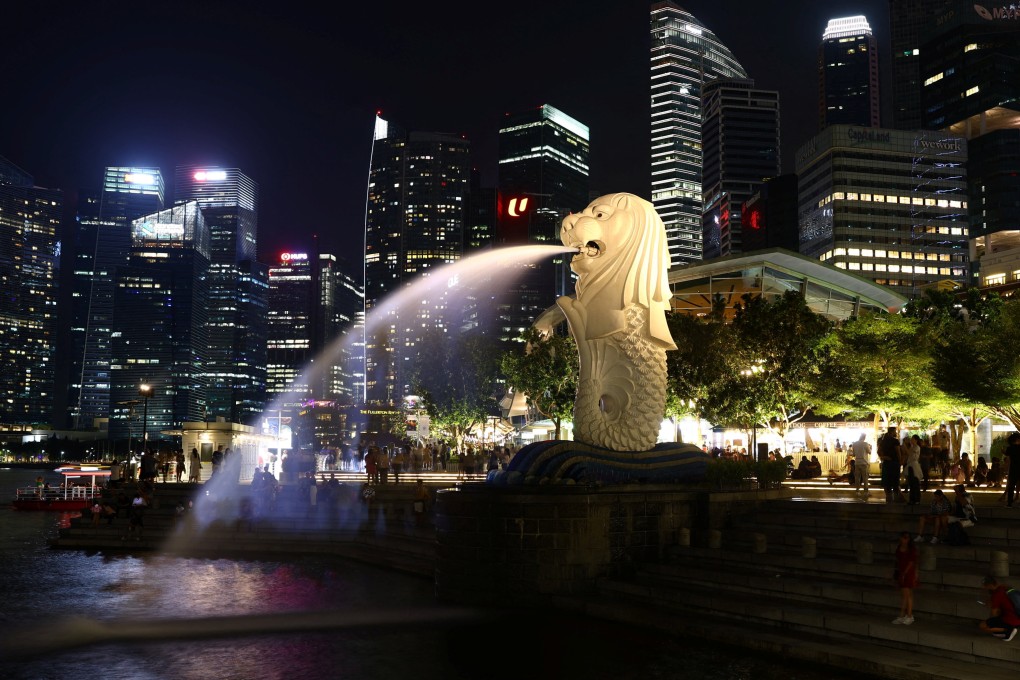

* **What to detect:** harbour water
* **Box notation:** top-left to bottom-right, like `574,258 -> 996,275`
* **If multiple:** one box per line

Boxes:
1,467 -> 856,680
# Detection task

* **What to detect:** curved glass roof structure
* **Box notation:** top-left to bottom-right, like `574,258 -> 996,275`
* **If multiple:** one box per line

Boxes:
667,248 -> 907,321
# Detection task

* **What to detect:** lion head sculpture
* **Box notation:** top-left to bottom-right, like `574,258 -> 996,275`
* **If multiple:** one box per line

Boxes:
560,193 -> 676,350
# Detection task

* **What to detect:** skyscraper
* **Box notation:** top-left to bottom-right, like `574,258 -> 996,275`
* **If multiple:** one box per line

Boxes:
700,79 -> 781,259
797,125 -> 969,295
650,2 -> 748,266
173,166 -> 267,424
917,2 -> 1020,285
497,103 -> 589,343
108,202 -> 210,444
0,156 -> 61,426
888,0 -> 952,130
818,16 -> 881,130
363,115 -> 470,405
75,167 -> 164,430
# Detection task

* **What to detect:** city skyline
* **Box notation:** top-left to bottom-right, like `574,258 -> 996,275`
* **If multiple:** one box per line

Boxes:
4,0 -> 892,261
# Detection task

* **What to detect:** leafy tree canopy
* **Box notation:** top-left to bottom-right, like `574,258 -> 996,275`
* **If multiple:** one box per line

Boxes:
500,327 -> 578,439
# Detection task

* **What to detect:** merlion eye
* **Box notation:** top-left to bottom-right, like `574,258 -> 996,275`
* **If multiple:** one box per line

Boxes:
596,212 -> 603,218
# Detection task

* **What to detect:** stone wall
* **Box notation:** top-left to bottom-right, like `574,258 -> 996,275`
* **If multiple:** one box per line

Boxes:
434,483 -> 790,605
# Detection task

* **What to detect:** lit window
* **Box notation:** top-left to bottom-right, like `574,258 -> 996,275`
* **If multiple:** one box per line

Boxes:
900,197 -> 911,204
889,265 -> 900,273
848,248 -> 861,257
861,193 -> 872,201
834,192 -> 845,200
912,197 -> 924,205
876,264 -> 887,272
924,72 -> 944,86
964,43 -> 978,52
874,195 -> 884,203
986,274 -> 1006,286
965,86 -> 980,97
925,198 -> 936,206
937,200 -> 949,208
847,192 -> 859,200
862,263 -> 874,271
848,263 -> 861,270
861,249 -> 873,257
888,195 -> 898,203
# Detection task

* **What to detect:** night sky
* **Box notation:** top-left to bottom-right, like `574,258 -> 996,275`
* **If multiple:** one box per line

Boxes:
4,0 -> 891,266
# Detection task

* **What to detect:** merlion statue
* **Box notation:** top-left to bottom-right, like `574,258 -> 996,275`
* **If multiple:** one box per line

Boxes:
558,193 -> 676,452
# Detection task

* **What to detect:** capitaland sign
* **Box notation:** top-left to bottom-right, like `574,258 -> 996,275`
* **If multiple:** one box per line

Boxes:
974,4 -> 1020,21
847,128 -> 892,144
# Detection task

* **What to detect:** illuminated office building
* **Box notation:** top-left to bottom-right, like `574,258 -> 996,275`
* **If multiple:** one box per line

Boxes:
797,125 -> 968,296
74,167 -> 164,430
819,16 -> 881,130
650,2 -> 748,266
497,103 -> 589,343
267,252 -> 366,417
363,115 -> 470,405
108,203 -> 209,444
174,166 -> 267,424
0,155 -> 61,425
701,79 -> 780,259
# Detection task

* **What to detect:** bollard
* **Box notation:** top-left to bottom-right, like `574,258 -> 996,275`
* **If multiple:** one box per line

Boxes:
856,541 -> 873,565
753,532 -> 767,554
709,529 -> 722,549
802,536 -> 817,559
991,550 -> 1010,578
678,527 -> 690,547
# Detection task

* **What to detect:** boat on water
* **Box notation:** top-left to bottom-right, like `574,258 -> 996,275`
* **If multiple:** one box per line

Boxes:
12,465 -> 111,511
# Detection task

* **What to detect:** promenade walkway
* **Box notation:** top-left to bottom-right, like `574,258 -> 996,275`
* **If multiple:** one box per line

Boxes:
50,474 -> 1020,679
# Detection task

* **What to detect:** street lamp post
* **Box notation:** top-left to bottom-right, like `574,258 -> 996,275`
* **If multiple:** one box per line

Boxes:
139,384 -> 153,453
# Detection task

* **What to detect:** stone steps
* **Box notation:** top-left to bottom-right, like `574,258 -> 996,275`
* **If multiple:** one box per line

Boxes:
579,493 -> 1020,679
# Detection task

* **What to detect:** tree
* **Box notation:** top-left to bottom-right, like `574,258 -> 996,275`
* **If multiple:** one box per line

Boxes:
500,327 -> 578,440
410,330 -> 501,453
729,291 -> 832,446
665,308 -> 737,439
933,298 -> 1020,432
809,311 -> 944,438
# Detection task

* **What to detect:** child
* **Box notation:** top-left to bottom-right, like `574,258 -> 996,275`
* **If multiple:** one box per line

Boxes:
893,531 -> 919,625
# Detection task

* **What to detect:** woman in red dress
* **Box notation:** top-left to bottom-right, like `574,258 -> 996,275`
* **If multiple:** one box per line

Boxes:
893,531 -> 919,624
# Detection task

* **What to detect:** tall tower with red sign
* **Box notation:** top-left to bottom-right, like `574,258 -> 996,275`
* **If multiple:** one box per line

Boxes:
496,104 -> 589,344
174,166 -> 268,425
701,78 -> 781,259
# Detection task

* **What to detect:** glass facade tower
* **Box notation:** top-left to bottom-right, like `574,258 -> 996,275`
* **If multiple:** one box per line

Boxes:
650,1 -> 747,267
75,167 -> 164,430
497,104 -> 589,344
0,156 -> 61,425
174,166 -> 267,425
108,203 -> 210,444
364,115 -> 470,405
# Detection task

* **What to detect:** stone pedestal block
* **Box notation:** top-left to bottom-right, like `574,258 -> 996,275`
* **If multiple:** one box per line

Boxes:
753,533 -> 767,554
856,541 -> 873,565
990,550 -> 1010,578
802,536 -> 817,559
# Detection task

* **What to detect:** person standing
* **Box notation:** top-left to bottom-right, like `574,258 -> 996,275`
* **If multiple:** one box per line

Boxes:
377,445 -> 390,484
879,427 -> 904,504
892,532 -> 918,625
1004,432 -> 1020,507
933,424 -> 951,483
904,435 -> 923,505
189,448 -> 202,483
851,434 -> 872,498
174,449 -> 186,483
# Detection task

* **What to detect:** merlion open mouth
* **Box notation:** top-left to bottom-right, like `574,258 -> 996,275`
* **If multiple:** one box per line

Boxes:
584,240 -> 605,258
